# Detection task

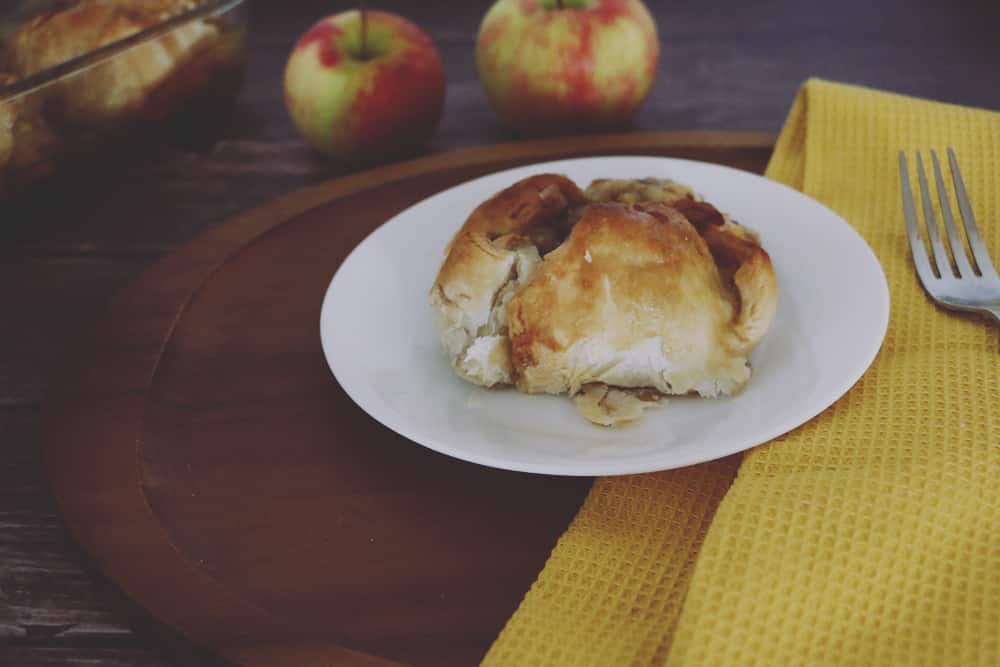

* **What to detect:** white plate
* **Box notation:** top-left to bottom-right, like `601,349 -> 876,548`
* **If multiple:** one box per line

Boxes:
320,156 -> 889,476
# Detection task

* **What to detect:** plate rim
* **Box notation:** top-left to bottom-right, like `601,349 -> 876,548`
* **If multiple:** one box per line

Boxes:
320,155 -> 891,476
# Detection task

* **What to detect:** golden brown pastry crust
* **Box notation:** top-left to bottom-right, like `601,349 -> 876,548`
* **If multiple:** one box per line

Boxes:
7,4 -> 117,77
585,177 -> 695,205
588,179 -> 778,356
430,174 -> 779,426
508,202 -> 762,398
442,173 -> 589,252
6,0 -> 217,125
430,174 -> 587,386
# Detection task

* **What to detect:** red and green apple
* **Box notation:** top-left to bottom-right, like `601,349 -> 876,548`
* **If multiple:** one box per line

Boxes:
284,10 -> 445,163
476,0 -> 659,133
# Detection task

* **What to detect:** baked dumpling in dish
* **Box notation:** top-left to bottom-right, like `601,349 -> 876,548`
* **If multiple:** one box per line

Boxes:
430,174 -> 778,426
7,0 -> 218,125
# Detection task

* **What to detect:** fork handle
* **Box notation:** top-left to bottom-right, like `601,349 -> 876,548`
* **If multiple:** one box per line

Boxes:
989,307 -> 1000,324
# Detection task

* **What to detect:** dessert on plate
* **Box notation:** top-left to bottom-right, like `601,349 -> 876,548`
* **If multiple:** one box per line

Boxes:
430,173 -> 778,426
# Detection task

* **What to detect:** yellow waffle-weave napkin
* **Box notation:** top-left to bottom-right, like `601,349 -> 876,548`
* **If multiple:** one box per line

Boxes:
484,79 -> 1000,666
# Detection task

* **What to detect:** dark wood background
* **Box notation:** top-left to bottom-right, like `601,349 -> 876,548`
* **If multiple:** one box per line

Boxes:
2,1 -> 998,665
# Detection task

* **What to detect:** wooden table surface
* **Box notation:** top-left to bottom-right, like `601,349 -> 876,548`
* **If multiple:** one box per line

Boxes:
2,1 -> 997,665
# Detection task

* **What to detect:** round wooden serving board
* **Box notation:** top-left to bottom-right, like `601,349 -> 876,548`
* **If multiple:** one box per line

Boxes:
45,131 -> 774,667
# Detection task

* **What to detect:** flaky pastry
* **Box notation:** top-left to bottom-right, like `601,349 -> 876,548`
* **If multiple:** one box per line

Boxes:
430,174 -> 588,386
7,0 -> 218,125
430,174 -> 778,426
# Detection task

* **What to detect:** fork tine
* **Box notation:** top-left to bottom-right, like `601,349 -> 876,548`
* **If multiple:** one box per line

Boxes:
930,150 -> 975,278
899,151 -> 938,289
915,151 -> 952,277
948,147 -> 998,278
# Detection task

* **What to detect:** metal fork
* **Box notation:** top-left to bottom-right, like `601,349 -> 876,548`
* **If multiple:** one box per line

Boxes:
899,148 -> 1000,322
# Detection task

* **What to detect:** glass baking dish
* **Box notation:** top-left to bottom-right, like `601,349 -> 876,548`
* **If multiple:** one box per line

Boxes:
0,0 -> 248,198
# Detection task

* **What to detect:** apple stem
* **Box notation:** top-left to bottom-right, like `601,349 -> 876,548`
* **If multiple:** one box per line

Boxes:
359,0 -> 368,60
556,0 -> 564,7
